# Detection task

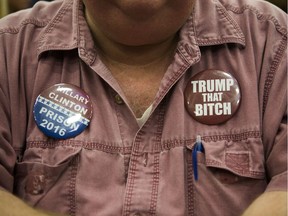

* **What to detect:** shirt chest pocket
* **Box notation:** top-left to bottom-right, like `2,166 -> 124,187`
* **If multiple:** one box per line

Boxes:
14,143 -> 82,210
185,136 -> 267,216
187,136 -> 266,182
204,137 -> 265,180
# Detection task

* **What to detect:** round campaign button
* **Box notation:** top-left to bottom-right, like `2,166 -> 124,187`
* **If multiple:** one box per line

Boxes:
33,83 -> 93,139
184,69 -> 241,125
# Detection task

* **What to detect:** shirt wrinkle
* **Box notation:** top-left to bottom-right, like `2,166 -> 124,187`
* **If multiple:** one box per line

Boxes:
193,0 -> 245,47
35,0 -> 247,62
0,0 -> 287,215
37,0 -> 77,56
222,1 -> 288,38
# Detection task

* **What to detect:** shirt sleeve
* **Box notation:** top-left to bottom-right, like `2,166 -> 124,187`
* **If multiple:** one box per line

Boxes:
0,25 -> 17,192
0,86 -> 16,192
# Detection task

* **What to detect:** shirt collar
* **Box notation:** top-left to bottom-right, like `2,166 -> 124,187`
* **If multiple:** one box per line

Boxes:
192,0 -> 245,46
37,0 -> 97,65
174,0 -> 245,65
37,0 -> 245,63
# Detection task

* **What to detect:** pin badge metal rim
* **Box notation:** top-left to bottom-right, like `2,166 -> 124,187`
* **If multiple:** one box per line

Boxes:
33,83 -> 93,139
184,69 -> 241,125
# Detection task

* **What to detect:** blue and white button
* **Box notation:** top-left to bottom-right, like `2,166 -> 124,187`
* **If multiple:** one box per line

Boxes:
33,83 -> 93,139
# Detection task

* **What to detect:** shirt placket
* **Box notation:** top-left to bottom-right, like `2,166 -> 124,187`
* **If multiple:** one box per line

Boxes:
122,104 -> 166,216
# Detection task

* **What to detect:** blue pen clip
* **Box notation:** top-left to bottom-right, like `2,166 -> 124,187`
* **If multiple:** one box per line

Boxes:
192,135 -> 205,181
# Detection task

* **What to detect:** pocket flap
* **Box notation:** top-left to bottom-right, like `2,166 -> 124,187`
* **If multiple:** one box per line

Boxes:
188,137 -> 265,179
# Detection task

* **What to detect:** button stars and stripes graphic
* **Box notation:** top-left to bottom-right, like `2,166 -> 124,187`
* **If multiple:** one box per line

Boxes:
37,96 -> 90,125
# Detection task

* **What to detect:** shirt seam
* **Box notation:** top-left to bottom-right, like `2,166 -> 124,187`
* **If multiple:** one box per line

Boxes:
177,130 -> 261,150
197,4 -> 245,46
26,140 -> 132,154
262,37 -> 287,115
186,151 -> 195,216
68,155 -> 78,216
149,154 -> 160,215
205,159 -> 265,178
25,130 -> 261,154
37,0 -> 74,55
0,19 -> 49,35
193,0 -> 246,46
224,4 -> 288,37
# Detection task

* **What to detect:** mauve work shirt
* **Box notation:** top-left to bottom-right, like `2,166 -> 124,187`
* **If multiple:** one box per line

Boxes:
0,0 -> 287,215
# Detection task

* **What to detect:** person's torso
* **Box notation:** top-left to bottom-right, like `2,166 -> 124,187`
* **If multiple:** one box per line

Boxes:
0,0 -> 286,215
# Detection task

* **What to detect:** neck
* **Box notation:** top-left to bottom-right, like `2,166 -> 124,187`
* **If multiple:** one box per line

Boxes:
85,10 -> 178,67
99,38 -> 177,67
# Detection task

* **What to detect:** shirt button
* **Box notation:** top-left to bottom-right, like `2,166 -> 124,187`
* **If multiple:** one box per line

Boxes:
114,94 -> 124,105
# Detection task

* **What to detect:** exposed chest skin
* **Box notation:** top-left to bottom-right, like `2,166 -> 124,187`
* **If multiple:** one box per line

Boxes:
107,60 -> 170,118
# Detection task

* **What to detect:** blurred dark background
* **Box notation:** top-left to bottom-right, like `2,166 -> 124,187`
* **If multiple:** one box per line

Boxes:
268,0 -> 287,11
